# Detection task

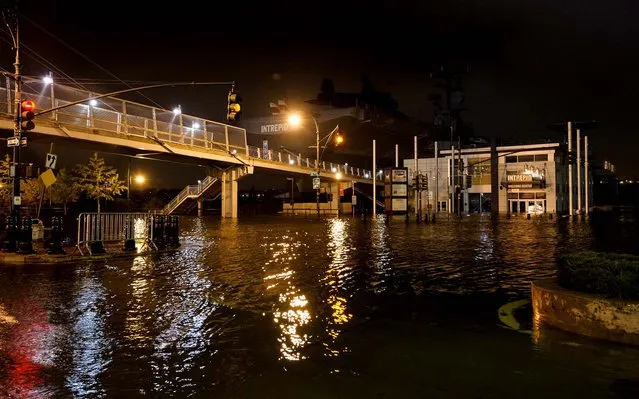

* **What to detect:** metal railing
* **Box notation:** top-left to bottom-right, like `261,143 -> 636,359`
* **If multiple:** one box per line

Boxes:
0,78 -> 374,182
76,212 -> 152,255
162,175 -> 218,214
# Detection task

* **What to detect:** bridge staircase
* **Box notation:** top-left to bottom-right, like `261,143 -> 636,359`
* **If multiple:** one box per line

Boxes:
161,174 -> 219,215
354,185 -> 385,210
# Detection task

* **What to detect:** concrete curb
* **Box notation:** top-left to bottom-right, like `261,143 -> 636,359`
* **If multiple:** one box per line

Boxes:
0,248 -> 179,265
532,278 -> 639,346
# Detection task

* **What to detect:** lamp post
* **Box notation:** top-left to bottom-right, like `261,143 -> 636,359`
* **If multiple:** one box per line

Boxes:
288,113 -> 340,219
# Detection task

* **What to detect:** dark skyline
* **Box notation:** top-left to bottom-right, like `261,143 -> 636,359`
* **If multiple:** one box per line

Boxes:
3,0 -> 639,176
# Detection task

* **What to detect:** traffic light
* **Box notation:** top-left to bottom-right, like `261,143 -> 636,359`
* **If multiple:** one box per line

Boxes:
420,174 -> 429,191
334,132 -> 344,145
226,91 -> 242,122
20,100 -> 36,131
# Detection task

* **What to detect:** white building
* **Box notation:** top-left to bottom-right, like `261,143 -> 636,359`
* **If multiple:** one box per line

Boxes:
404,142 -> 588,215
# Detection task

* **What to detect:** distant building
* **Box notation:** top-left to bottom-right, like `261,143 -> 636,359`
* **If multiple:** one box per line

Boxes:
404,142 -> 594,215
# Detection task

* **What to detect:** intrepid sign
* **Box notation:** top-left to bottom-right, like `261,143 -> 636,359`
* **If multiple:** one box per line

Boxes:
260,123 -> 289,134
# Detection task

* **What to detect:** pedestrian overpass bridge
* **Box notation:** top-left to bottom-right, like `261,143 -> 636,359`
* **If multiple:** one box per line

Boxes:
0,78 -> 380,217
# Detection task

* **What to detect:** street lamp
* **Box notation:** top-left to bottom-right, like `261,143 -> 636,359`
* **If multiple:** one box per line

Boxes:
288,112 -> 341,219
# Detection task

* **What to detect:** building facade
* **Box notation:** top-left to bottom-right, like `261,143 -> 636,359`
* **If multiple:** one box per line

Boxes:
404,142 -> 591,215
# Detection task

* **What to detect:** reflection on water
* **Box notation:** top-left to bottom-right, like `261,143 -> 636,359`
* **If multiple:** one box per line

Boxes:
322,219 -> 353,357
1,212 -> 638,397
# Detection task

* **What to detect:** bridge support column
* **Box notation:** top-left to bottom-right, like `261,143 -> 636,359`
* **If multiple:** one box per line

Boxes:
221,169 -> 239,218
197,197 -> 204,217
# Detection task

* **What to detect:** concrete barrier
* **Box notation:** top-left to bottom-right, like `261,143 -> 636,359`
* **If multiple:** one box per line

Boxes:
532,278 -> 639,346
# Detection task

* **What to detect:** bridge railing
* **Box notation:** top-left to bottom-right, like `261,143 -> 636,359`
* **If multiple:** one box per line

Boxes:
162,175 -> 219,214
246,145 -> 373,179
0,77 -> 374,181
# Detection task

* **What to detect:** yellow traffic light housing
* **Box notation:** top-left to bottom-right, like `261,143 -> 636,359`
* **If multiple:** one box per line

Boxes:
227,91 -> 242,122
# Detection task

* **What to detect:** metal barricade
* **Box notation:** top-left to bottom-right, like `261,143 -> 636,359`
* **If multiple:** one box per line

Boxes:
76,212 -> 154,255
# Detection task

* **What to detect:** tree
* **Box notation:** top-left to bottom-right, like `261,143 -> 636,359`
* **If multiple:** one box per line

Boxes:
0,154 -> 44,210
46,168 -> 78,215
21,178 -> 42,207
73,152 -> 127,213
0,154 -> 11,207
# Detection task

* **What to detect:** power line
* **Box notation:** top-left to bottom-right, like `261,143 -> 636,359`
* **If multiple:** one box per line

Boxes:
20,14 -> 165,109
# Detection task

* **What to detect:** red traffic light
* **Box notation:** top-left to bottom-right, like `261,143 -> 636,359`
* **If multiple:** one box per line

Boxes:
20,100 -> 36,131
21,100 -> 36,112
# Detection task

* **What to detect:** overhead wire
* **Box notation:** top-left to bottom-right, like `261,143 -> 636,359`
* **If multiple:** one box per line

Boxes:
20,14 -> 165,109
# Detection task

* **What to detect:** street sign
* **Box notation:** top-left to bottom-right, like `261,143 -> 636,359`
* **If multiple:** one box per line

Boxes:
46,153 -> 58,169
313,177 -> 320,189
40,169 -> 57,188
310,172 -> 318,177
13,196 -> 21,206
351,195 -> 357,205
20,137 -> 27,147
7,137 -> 18,147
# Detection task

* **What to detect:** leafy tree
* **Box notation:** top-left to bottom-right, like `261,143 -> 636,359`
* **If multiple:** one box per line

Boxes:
46,168 -> 78,215
21,178 -> 43,207
0,154 -> 11,207
0,154 -> 44,209
73,152 -> 127,214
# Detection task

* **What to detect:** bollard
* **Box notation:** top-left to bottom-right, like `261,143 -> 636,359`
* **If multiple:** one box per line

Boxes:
48,216 -> 65,255
122,215 -> 136,252
4,215 -> 17,252
17,216 -> 33,254
527,213 -> 531,220
152,215 -> 166,249
166,215 -> 180,248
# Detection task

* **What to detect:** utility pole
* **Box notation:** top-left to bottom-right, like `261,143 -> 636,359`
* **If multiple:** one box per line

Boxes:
5,12 -> 22,252
434,141 -> 438,222
567,121 -> 573,216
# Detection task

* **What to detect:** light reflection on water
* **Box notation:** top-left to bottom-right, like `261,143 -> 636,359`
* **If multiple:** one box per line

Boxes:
0,212 -> 638,397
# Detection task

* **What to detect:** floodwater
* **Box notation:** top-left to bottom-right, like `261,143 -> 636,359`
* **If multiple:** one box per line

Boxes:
1,211 -> 639,398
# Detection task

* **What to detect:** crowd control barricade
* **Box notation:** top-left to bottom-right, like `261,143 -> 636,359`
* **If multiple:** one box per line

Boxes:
76,212 -> 156,255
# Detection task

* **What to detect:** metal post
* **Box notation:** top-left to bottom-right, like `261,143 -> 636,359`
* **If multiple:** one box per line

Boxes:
457,138 -> 462,216
434,141 -> 438,221
127,158 -> 131,201
49,72 -> 56,121
414,136 -> 419,221
5,76 -> 11,114
11,19 -> 22,239
122,102 -> 128,134
315,119 -> 320,219
585,135 -> 589,216
576,128 -> 581,214
152,108 -> 158,137
373,139 -> 376,217
450,145 -> 455,215
568,121 -> 573,216
395,144 -> 399,167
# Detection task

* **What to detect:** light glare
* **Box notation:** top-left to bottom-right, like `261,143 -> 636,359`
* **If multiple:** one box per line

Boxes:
288,114 -> 302,126
42,76 -> 53,85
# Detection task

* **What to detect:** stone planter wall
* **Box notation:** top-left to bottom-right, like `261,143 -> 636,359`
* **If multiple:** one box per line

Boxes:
532,278 -> 639,346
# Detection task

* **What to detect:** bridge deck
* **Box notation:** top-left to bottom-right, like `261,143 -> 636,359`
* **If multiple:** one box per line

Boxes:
0,78 -> 378,184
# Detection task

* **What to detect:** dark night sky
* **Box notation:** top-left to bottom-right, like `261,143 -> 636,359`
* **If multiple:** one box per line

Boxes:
3,0 -> 639,182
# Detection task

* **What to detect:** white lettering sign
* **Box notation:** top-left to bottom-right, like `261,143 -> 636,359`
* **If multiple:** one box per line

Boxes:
260,123 -> 289,134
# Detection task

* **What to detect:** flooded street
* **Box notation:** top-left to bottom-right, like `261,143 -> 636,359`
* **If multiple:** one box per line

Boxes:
1,213 -> 638,398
